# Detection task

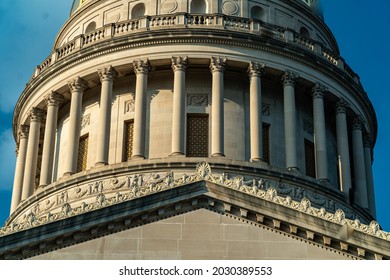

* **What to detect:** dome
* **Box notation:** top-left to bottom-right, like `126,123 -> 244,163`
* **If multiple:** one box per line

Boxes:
70,0 -> 92,15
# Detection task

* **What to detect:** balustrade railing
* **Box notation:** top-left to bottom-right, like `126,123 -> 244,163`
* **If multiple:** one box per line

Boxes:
29,12 -> 358,87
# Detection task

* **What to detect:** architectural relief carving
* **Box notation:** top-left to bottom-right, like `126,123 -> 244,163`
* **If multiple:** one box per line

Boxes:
28,107 -> 45,123
44,91 -> 64,107
312,83 -> 326,99
133,59 -> 152,75
222,1 -> 239,16
98,66 -> 118,82
282,71 -> 297,87
2,162 -> 388,242
67,77 -> 88,92
210,57 -> 226,73
248,61 -> 265,77
125,95 -> 136,113
335,99 -> 349,114
81,114 -> 90,129
187,94 -> 209,106
171,56 -> 188,72
262,103 -> 270,116
19,125 -> 30,140
161,0 -> 178,14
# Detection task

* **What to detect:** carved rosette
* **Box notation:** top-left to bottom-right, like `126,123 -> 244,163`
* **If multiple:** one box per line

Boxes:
282,71 -> 297,87
19,125 -> 30,139
171,56 -> 188,72
133,59 -> 152,75
248,61 -> 265,78
67,77 -> 88,93
335,99 -> 349,114
44,91 -> 64,107
352,116 -> 365,131
312,83 -> 326,99
209,57 -> 226,73
98,65 -> 118,82
28,107 -> 45,123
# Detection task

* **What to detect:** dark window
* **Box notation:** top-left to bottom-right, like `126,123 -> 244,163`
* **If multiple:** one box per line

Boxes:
131,3 -> 145,19
262,123 -> 270,164
191,0 -> 207,13
305,139 -> 315,178
187,114 -> 209,157
123,120 -> 134,161
77,134 -> 89,172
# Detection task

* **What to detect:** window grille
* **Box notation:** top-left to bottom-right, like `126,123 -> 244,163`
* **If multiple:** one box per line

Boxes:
77,134 -> 89,172
123,120 -> 134,161
187,114 -> 209,157
305,139 -> 316,178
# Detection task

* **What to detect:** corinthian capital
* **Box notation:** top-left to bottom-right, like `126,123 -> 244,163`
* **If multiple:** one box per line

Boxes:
133,59 -> 152,75
19,125 -> 30,139
28,107 -> 45,123
363,134 -> 372,148
248,62 -> 265,78
335,99 -> 349,114
312,83 -> 327,99
45,91 -> 64,107
171,56 -> 188,72
67,77 -> 88,93
282,71 -> 297,87
210,57 -> 226,73
352,116 -> 365,131
98,66 -> 118,82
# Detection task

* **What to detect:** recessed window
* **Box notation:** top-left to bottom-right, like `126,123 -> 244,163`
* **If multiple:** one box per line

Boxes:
131,3 -> 146,19
187,114 -> 209,157
251,6 -> 266,21
300,27 -> 310,38
85,21 -> 96,33
77,134 -> 89,172
190,0 -> 207,13
262,123 -> 270,164
304,139 -> 315,178
123,120 -> 134,161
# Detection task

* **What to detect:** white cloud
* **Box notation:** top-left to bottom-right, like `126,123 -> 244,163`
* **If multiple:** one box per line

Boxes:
0,129 -> 16,191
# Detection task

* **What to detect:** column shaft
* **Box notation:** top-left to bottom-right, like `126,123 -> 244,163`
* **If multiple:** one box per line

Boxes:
10,126 -> 29,213
39,92 -> 63,187
248,62 -> 265,161
312,84 -> 328,180
96,66 -> 118,166
64,77 -> 87,176
21,108 -> 44,200
352,117 -> 368,208
335,100 -> 352,198
210,57 -> 226,157
171,57 -> 187,156
282,72 -> 298,170
363,136 -> 376,217
132,59 -> 151,159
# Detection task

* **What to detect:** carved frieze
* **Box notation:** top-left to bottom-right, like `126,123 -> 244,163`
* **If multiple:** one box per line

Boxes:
81,114 -> 90,129
187,94 -> 209,106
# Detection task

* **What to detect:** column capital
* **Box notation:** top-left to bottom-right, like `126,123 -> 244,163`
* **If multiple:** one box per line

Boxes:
98,65 -> 118,82
133,59 -> 152,75
19,125 -> 30,139
171,56 -> 188,72
352,116 -> 365,131
363,134 -> 372,148
282,71 -> 298,87
45,91 -> 64,107
28,107 -> 45,123
312,83 -> 327,99
335,99 -> 349,114
68,77 -> 88,93
210,57 -> 226,73
248,62 -> 265,78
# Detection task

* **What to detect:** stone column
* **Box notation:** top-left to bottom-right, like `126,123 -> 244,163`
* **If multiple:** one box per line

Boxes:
335,100 -> 352,198
312,84 -> 328,181
352,116 -> 368,209
39,92 -> 63,187
64,77 -> 88,176
21,108 -> 45,200
171,56 -> 188,156
96,66 -> 118,166
282,71 -> 298,171
363,135 -> 376,217
210,57 -> 226,157
10,125 -> 29,213
248,62 -> 265,162
132,59 -> 151,159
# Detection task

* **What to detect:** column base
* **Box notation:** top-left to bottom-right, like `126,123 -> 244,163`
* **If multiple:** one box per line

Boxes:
317,178 -> 330,184
211,153 -> 225,157
286,167 -> 299,172
95,162 -> 108,167
170,152 -> 185,157
250,158 -> 264,163
131,155 -> 145,160
63,172 -> 74,177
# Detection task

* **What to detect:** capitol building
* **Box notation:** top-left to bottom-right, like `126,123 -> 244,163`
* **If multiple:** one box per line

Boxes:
0,0 -> 389,259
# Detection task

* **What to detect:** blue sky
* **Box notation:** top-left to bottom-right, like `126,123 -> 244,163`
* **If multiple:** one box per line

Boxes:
0,0 -> 389,232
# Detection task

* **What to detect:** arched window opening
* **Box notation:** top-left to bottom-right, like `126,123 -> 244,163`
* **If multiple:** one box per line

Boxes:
131,3 -> 146,19
85,21 -> 96,33
190,0 -> 207,14
251,6 -> 266,21
300,27 -> 310,38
